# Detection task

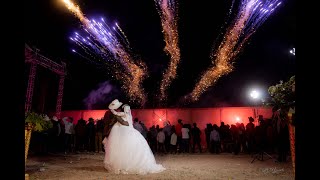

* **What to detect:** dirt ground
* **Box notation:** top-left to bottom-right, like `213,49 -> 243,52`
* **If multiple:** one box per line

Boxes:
26,152 -> 294,180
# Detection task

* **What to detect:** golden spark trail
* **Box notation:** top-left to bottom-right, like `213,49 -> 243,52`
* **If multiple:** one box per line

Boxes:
187,0 -> 281,102
155,0 -> 181,102
115,23 -> 130,45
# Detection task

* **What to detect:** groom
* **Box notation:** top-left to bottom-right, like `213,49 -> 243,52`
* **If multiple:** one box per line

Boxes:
103,99 -> 129,139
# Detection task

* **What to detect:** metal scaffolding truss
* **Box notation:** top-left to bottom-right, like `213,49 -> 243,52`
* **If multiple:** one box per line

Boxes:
25,44 -> 67,118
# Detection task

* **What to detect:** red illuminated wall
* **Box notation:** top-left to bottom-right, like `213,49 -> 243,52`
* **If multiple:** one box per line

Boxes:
60,107 -> 272,148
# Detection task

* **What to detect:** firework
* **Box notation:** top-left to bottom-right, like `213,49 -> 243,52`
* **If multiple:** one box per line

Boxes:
115,22 -> 130,46
154,0 -> 181,102
71,49 -> 98,64
186,0 -> 282,102
62,0 -> 148,106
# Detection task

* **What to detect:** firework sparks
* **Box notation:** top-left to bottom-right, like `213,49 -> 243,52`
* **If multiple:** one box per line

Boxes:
115,22 -> 130,46
154,0 -> 181,102
186,0 -> 282,102
71,49 -> 97,63
62,0 -> 148,106
62,0 -> 88,25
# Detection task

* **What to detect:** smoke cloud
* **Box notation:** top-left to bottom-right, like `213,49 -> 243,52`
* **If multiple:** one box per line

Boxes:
83,81 -> 120,109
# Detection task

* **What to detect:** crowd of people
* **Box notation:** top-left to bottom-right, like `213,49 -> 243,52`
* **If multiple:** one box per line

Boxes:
29,114 -> 290,162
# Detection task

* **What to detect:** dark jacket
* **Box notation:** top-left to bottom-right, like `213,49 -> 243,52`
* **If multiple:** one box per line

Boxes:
103,110 -> 129,138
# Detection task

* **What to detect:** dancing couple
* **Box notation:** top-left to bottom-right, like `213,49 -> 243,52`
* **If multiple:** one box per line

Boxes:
102,99 -> 166,174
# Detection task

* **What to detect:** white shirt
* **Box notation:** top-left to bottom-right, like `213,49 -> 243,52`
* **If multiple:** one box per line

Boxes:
170,133 -> 177,145
181,128 -> 189,139
63,118 -> 74,135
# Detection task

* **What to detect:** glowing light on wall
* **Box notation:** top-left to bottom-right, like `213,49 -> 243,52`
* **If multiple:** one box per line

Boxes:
235,116 -> 241,123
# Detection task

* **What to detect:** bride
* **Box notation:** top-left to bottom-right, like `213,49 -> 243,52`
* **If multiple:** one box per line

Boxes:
103,99 -> 166,174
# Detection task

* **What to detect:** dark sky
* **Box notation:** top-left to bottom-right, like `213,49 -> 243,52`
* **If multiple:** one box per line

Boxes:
25,0 -> 295,111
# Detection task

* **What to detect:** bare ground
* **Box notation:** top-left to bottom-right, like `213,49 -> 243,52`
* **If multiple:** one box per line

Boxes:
26,152 -> 294,180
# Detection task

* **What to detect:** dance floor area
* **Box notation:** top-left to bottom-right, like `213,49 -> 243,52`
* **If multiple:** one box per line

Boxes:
26,152 -> 294,179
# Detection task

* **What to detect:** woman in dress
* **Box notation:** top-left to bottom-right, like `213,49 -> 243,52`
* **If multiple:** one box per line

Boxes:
103,99 -> 166,174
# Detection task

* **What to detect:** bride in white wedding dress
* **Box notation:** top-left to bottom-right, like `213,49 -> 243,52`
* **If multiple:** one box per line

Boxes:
103,99 -> 166,174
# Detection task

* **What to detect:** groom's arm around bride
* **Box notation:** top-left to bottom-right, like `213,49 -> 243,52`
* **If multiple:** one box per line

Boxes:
103,110 -> 129,139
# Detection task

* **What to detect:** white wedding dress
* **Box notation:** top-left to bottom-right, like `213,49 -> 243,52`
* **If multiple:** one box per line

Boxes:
103,105 -> 166,174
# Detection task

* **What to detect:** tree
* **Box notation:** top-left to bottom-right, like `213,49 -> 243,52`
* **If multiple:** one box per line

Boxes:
266,75 -> 295,176
266,75 -> 295,125
25,112 -> 53,167
25,112 -> 53,132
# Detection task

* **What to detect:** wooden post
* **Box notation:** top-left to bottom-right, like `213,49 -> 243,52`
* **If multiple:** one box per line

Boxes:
25,123 -> 33,165
25,123 -> 33,179
288,123 -> 295,176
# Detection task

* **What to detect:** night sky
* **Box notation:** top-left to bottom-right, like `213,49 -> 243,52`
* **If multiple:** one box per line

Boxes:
25,0 -> 295,112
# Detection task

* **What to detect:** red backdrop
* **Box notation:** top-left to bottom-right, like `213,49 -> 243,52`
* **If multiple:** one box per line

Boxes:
60,107 -> 272,148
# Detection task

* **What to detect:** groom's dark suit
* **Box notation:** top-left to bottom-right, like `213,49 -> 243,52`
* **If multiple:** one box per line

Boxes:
103,110 -> 129,138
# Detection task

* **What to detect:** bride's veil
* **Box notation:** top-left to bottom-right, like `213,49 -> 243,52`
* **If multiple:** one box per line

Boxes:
123,104 -> 133,125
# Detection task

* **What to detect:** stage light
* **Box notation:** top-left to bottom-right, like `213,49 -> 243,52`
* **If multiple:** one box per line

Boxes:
250,90 -> 260,99
289,47 -> 295,56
